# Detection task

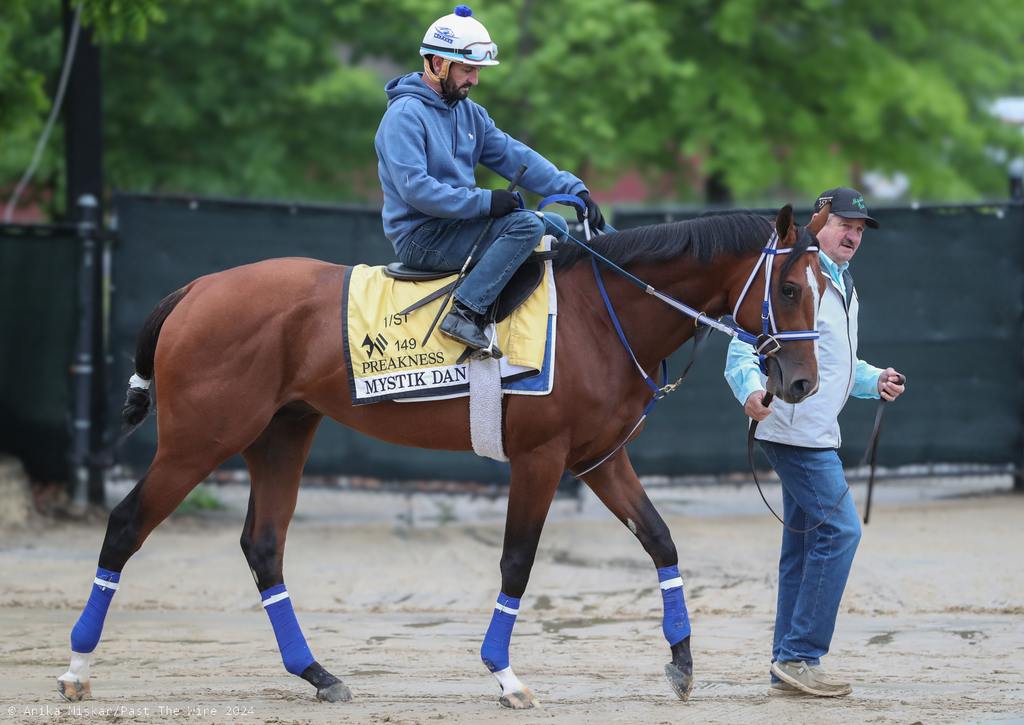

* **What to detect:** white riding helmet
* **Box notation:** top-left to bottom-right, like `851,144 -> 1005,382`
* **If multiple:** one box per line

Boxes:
419,5 -> 499,68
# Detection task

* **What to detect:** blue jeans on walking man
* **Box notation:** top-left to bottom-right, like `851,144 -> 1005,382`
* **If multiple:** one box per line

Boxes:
759,441 -> 862,673
396,211 -> 568,314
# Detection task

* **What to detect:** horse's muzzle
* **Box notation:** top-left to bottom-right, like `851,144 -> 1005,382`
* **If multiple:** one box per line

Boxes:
786,377 -> 815,403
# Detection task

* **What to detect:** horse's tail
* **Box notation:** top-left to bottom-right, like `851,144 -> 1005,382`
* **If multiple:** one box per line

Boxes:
121,287 -> 189,426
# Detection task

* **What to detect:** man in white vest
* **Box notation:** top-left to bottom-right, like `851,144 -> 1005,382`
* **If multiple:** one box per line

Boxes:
723,187 -> 905,697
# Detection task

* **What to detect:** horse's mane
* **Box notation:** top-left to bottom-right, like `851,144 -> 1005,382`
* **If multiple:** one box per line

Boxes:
553,212 -> 777,270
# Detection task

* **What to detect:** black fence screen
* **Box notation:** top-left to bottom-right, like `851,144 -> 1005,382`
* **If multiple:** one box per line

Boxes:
85,195 -> 1024,482
0,225 -> 80,481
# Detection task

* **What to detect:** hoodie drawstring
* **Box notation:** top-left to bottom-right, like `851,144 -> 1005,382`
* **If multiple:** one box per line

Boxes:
452,106 -> 458,157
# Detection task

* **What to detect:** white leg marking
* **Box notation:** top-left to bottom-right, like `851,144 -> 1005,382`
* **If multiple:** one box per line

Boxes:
493,666 -> 526,695
58,651 -> 91,683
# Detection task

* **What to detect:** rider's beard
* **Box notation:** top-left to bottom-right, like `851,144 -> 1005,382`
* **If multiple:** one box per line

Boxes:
440,74 -> 471,105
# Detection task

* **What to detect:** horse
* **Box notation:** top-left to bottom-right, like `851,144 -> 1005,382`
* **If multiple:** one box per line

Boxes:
57,202 -> 828,708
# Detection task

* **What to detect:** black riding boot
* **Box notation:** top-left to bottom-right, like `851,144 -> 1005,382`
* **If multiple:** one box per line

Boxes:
439,301 -> 502,359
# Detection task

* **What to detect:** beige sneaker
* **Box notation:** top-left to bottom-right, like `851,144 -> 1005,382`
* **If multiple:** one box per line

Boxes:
767,680 -> 804,696
771,660 -> 852,697
809,664 -> 852,690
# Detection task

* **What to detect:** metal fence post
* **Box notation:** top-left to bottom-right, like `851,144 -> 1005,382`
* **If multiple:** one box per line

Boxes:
1016,162 -> 1024,492
1010,158 -> 1023,203
70,194 -> 99,508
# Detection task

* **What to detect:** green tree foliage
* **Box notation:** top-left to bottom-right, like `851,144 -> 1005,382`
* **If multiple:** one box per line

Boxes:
0,0 -> 164,214
79,0 -> 164,42
0,2 -> 63,210
101,0 -> 384,200
2,0 -> 1023,213
657,0 -> 1024,200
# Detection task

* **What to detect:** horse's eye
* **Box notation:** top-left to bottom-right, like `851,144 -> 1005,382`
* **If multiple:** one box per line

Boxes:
781,283 -> 797,300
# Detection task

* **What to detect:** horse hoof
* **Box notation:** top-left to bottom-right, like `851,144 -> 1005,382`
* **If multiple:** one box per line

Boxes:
316,681 -> 352,702
499,688 -> 540,709
57,678 -> 91,702
664,662 -> 693,701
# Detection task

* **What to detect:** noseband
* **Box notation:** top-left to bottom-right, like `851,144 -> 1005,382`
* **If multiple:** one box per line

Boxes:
731,230 -> 820,374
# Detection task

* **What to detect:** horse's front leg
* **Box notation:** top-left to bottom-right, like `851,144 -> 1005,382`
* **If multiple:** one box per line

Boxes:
582,450 -> 693,701
481,447 -> 563,709
240,410 -> 351,703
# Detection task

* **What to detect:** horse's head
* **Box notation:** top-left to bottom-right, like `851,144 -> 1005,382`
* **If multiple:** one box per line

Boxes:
733,204 -> 828,404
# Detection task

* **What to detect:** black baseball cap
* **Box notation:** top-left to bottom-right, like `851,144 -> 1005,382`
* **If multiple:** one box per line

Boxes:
813,187 -> 879,229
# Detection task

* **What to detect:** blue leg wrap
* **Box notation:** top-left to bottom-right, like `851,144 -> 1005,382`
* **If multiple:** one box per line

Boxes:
70,568 -> 120,654
480,592 -> 520,672
658,565 -> 691,646
261,584 -> 315,676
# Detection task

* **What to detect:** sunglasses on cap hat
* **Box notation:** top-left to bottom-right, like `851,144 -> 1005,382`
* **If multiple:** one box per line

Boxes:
814,187 -> 879,229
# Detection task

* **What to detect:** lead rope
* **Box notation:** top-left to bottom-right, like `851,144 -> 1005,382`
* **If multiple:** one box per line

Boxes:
747,391 -> 851,534
749,373 -> 906,531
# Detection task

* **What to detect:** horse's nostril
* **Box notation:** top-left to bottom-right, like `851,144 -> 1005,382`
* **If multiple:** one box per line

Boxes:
790,378 -> 812,399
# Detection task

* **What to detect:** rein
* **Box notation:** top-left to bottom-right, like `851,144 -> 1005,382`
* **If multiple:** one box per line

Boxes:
533,197 -> 820,351
533,196 -> 818,479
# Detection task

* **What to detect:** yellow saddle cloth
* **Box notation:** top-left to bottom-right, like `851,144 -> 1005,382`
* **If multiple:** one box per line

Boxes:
343,260 -> 554,405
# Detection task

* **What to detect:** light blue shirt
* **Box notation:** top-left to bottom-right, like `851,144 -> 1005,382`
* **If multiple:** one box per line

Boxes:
723,251 -> 882,406
818,248 -> 850,300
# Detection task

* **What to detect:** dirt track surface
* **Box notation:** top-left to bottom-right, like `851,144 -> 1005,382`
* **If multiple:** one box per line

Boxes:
2,481 -> 1023,724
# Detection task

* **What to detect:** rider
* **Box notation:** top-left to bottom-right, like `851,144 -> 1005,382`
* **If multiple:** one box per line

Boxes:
374,5 -> 605,358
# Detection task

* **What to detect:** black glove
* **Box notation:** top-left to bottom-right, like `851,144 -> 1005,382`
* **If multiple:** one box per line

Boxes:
489,190 -> 520,218
576,191 -> 605,231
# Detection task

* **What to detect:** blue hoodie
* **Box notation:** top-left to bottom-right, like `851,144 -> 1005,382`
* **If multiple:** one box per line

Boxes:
374,73 -> 587,245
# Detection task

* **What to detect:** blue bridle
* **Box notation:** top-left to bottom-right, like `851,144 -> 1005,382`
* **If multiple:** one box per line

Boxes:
730,228 -> 821,374
533,195 -> 820,375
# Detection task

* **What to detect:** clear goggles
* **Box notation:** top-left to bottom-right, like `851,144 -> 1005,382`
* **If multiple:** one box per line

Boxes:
461,41 -> 498,62
422,41 -> 498,63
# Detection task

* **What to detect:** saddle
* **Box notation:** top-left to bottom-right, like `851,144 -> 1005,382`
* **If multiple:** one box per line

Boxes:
384,247 -> 558,324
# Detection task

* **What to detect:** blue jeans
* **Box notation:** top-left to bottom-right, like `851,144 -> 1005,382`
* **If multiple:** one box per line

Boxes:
395,210 -> 568,315
759,441 -> 862,670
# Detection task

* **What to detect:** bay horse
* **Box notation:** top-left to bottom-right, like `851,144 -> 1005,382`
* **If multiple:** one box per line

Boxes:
58,203 -> 827,708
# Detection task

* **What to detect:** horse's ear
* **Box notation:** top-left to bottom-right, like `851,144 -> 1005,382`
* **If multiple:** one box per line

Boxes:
807,201 -> 830,236
775,204 -> 796,245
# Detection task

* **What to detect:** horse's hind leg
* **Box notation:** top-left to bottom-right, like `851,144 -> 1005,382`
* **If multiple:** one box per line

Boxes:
582,451 -> 694,701
239,406 -> 350,702
57,389 -> 275,702
56,444 -> 237,701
